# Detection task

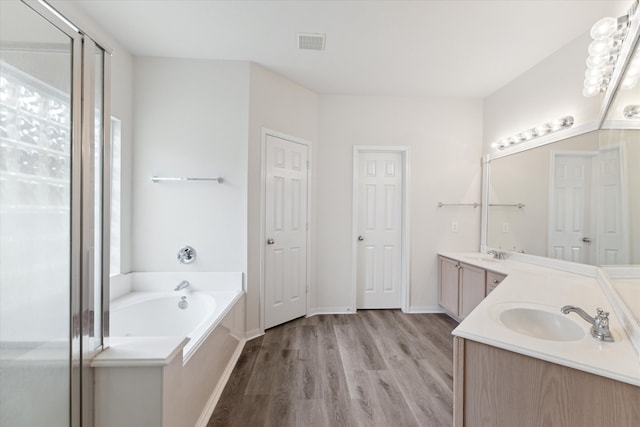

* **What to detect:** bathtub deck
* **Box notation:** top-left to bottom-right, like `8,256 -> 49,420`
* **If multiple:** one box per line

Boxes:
208,310 -> 458,427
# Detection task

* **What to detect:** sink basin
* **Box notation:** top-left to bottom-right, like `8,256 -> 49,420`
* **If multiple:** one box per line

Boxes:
464,255 -> 500,263
498,306 -> 585,341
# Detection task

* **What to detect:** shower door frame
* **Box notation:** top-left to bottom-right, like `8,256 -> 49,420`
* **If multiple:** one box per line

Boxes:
16,1 -> 113,426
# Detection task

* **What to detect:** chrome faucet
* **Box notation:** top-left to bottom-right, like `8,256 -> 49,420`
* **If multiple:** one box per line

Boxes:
174,280 -> 190,291
561,305 -> 614,342
487,249 -> 505,260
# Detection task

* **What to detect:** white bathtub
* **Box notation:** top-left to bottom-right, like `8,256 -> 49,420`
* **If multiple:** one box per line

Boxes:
94,272 -> 246,427
110,289 -> 240,362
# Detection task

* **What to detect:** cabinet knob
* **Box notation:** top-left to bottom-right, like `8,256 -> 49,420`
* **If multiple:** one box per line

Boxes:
493,279 -> 499,284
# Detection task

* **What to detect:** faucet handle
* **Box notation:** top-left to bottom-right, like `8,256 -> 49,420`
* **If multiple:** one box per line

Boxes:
593,308 -> 613,342
595,308 -> 609,325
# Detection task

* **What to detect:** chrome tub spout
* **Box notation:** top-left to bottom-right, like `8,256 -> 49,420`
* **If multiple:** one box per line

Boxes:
174,280 -> 190,291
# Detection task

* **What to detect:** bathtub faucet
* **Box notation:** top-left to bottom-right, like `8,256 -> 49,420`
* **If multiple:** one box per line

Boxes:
174,280 -> 190,291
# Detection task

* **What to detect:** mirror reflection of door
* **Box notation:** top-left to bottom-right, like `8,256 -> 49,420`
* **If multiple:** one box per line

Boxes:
548,151 -> 598,264
597,144 -> 630,264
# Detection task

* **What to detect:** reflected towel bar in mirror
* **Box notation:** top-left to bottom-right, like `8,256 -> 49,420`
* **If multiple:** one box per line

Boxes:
489,203 -> 525,208
438,202 -> 480,208
151,176 -> 225,184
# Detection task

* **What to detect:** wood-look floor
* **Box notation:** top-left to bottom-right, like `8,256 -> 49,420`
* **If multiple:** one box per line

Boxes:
208,311 -> 459,427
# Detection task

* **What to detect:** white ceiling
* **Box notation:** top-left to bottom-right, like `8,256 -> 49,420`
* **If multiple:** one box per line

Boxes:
71,0 -> 631,98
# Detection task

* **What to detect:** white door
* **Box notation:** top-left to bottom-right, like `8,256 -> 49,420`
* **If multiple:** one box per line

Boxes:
597,146 -> 629,264
548,153 -> 596,263
356,152 -> 403,308
264,135 -> 308,329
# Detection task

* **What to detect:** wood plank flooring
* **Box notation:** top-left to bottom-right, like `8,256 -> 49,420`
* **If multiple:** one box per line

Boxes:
208,311 -> 459,427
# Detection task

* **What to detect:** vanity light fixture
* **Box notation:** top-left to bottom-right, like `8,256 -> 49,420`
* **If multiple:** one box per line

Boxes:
623,104 -> 640,119
583,1 -> 637,97
494,116 -> 574,150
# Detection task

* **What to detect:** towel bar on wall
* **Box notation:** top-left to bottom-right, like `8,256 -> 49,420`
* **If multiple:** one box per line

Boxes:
437,202 -> 480,208
151,176 -> 224,184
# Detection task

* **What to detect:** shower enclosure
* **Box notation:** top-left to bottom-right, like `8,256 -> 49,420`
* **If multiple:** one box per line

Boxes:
0,1 -> 110,425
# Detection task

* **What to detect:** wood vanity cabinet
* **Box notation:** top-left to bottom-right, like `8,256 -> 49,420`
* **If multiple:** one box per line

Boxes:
438,256 -> 487,319
453,338 -> 640,427
486,270 -> 506,295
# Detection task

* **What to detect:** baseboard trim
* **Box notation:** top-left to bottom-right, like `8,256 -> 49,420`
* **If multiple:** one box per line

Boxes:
245,328 -> 264,341
308,307 -> 355,316
193,337 -> 246,427
406,306 -> 444,314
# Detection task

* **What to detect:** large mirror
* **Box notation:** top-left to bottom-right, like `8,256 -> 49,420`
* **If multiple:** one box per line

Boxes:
485,2 -> 640,325
487,128 -> 639,264
487,5 -> 639,264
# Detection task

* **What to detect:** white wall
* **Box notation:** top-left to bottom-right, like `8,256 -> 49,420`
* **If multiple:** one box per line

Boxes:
247,63 -> 318,333
483,32 -> 601,154
132,57 -> 249,274
51,0 -> 135,274
316,95 -> 483,312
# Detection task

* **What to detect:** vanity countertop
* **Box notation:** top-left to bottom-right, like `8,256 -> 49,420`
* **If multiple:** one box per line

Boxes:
439,252 -> 640,387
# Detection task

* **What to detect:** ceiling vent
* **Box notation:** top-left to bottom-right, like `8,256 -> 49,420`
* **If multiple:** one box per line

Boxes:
297,33 -> 326,51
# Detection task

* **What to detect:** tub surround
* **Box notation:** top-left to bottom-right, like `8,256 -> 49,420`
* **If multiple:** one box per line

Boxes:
91,336 -> 189,368
109,271 -> 242,300
440,252 -> 640,386
93,272 -> 246,427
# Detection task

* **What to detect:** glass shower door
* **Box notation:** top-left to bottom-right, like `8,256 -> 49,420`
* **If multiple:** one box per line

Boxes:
0,1 -> 75,425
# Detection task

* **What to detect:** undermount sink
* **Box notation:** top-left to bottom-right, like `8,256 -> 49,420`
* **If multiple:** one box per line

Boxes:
495,305 -> 586,342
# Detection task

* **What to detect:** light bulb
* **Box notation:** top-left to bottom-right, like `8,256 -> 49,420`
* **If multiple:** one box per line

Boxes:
586,54 -> 615,69
584,76 -> 605,87
583,86 -> 601,97
534,124 -> 550,135
549,119 -> 564,131
521,129 -> 534,140
623,105 -> 640,119
588,39 -> 614,56
591,17 -> 617,40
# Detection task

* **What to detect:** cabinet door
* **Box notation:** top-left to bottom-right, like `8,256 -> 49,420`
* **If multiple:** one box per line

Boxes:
486,271 -> 507,295
439,256 -> 460,316
460,262 -> 486,317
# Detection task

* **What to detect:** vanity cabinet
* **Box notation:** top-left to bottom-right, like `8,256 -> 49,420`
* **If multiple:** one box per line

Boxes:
486,271 -> 507,295
453,338 -> 640,427
438,256 -> 487,319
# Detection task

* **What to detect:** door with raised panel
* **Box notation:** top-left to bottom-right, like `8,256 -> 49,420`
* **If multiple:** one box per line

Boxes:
356,152 -> 403,308
548,153 -> 596,264
264,134 -> 308,329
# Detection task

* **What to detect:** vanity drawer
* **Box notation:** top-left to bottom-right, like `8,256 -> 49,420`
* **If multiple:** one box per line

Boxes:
486,271 -> 507,295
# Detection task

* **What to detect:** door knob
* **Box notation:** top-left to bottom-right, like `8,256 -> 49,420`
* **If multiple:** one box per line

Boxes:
358,235 -> 364,241
582,237 -> 592,243
267,238 -> 275,245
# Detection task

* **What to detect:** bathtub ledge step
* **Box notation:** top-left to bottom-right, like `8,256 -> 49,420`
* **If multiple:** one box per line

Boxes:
91,336 -> 190,368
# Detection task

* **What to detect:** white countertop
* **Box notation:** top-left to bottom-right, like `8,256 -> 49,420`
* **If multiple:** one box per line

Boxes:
440,252 -> 640,387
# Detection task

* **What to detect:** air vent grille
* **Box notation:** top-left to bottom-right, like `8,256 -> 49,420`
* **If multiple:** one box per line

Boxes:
297,33 -> 326,51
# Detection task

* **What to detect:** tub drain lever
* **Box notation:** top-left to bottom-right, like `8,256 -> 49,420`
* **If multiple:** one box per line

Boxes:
178,296 -> 188,310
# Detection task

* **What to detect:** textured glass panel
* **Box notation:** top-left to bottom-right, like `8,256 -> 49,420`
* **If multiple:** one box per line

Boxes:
0,2 -> 72,426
